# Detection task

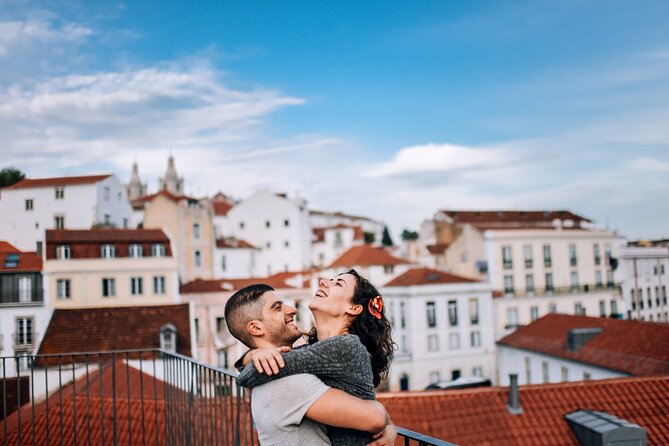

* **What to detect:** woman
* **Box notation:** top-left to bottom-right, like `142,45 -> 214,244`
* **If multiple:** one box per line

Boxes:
236,269 -> 395,446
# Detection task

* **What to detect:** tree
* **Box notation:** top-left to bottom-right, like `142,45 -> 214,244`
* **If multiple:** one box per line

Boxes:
0,167 -> 25,187
363,231 -> 376,244
401,229 -> 419,241
381,225 -> 394,247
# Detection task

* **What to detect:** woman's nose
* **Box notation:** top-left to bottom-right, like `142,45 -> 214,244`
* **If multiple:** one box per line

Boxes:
319,278 -> 329,287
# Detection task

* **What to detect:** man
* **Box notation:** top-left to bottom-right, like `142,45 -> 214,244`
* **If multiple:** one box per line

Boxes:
224,284 -> 396,446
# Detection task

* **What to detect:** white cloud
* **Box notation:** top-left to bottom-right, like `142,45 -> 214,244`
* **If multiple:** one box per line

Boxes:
631,157 -> 669,172
0,19 -> 92,55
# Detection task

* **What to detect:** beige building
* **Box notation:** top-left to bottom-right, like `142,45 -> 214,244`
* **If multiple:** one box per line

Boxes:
44,229 -> 180,309
133,190 -> 215,283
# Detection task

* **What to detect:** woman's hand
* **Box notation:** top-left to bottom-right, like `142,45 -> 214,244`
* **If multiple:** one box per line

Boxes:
366,422 -> 397,446
250,346 -> 291,375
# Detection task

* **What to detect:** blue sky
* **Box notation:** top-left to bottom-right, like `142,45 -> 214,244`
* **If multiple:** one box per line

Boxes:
2,0 -> 669,240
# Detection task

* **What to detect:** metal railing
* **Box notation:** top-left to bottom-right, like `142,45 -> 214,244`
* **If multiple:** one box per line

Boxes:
0,349 -> 452,446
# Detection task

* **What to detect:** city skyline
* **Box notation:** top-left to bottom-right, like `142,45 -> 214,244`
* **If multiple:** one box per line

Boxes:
2,1 -> 669,240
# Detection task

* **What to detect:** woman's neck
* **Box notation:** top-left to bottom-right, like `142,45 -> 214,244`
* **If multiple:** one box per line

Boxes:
313,314 -> 350,341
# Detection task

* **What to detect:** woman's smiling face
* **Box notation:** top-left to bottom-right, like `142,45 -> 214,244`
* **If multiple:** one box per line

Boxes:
308,273 -> 358,317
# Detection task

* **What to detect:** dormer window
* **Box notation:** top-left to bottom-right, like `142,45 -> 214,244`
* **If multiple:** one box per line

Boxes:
129,243 -> 143,258
152,243 -> 165,257
101,244 -> 115,259
56,245 -> 71,260
160,324 -> 177,353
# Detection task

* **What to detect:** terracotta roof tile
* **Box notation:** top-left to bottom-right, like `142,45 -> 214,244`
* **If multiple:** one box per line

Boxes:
439,210 -> 592,231
2,174 -> 112,190
329,245 -> 411,268
312,224 -> 364,243
181,271 -> 315,294
212,200 -> 234,216
37,304 -> 192,358
0,242 -> 42,272
384,267 -> 479,287
497,314 -> 669,375
215,238 -> 257,249
130,189 -> 199,208
377,375 -> 669,445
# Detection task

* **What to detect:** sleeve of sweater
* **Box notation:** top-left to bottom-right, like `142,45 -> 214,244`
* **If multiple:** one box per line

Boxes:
236,334 -> 368,388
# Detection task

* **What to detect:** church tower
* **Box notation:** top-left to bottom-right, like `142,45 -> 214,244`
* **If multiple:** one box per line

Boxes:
159,155 -> 184,195
126,161 -> 148,200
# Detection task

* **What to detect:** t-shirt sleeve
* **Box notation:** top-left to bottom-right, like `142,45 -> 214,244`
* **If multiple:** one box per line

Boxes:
276,374 -> 330,425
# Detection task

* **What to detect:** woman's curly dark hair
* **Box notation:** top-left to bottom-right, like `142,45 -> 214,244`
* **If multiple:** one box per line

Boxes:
309,269 -> 395,387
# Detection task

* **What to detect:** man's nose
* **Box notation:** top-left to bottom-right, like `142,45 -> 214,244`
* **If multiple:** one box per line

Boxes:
285,304 -> 297,315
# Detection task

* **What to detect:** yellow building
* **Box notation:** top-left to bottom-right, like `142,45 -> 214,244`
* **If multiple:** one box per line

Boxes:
44,229 -> 180,309
133,190 -> 215,283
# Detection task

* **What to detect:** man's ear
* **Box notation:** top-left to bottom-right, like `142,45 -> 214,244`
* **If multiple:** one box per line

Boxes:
346,304 -> 363,316
247,319 -> 265,338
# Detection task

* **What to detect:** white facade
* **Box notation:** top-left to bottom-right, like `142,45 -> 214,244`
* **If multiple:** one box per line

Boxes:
226,191 -> 312,275
312,225 -> 364,268
0,304 -> 51,377
498,345 -> 625,386
619,245 -> 669,322
0,175 -> 132,252
310,210 -> 385,246
381,280 -> 496,391
213,245 -> 260,279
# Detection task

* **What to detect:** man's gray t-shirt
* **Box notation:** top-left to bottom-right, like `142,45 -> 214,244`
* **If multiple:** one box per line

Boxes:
251,373 -> 331,446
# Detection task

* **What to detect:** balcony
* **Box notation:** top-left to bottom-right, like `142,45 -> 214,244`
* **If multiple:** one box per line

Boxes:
0,349 -> 452,445
507,283 -> 620,299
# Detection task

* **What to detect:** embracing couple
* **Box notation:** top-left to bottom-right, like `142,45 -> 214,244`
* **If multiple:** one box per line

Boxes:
224,269 -> 398,446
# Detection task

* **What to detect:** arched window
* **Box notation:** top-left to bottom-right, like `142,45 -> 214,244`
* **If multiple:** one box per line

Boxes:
160,324 -> 177,353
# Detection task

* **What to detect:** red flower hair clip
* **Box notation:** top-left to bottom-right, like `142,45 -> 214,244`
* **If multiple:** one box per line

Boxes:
368,295 -> 383,320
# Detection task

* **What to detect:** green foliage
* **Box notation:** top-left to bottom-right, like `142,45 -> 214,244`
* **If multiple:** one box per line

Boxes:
381,225 -> 394,246
401,229 -> 419,241
0,167 -> 26,187
363,231 -> 376,244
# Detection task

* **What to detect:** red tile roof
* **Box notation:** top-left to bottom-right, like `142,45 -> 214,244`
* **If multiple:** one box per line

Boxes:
377,375 -> 669,445
498,314 -> 669,376
329,244 -> 411,268
0,242 -> 42,272
426,243 -> 449,255
181,271 -> 314,294
130,189 -> 199,208
2,174 -> 112,190
384,267 -> 480,287
212,200 -> 234,216
438,210 -> 592,231
46,228 -> 170,244
215,238 -> 257,249
37,304 -> 192,358
312,224 -> 364,243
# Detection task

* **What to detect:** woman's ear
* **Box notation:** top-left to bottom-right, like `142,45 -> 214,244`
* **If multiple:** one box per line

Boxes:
247,320 -> 265,338
346,304 -> 363,316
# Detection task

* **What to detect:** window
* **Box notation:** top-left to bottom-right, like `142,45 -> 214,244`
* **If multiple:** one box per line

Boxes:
663,286 -> 667,305
599,300 -> 606,317
583,372 -> 591,381
195,318 -> 200,343
265,220 -> 271,229
448,333 -> 460,350
575,302 -> 584,315
129,244 -> 143,258
524,245 -> 533,268
561,367 -> 569,382
221,255 -> 227,272
472,367 -> 483,377
151,243 -> 165,257
429,371 -> 440,384
193,223 -> 201,240
216,317 -> 226,334
569,244 -> 577,266
104,214 -> 111,226
239,222 -> 245,230
426,302 -> 436,328
604,243 -> 612,261
504,275 -> 514,295
55,186 -> 64,199
469,298 -> 479,325
506,307 -> 518,328
284,240 -> 290,248
57,279 -> 71,299
123,218 -> 128,229
610,299 -> 618,315
542,361 -> 549,383
595,271 -> 603,288
400,302 -> 406,329
15,317 -> 34,345
160,324 -> 176,352
384,265 -> 394,274
502,245 -> 513,269
448,300 -> 458,326
548,303 -> 557,313
104,186 -> 110,200
18,277 -> 32,303
656,286 -> 661,306
545,272 -> 554,293
17,352 -> 32,372
606,270 -> 614,288
543,244 -> 552,267
334,232 -> 343,248
266,242 -> 271,249
570,271 -> 579,292
194,250 -> 201,267
131,277 -> 143,295
102,278 -> 115,297
25,199 -> 34,210
153,276 -> 166,294
451,370 -> 461,381
54,215 -> 65,229
470,331 -> 481,347
427,334 -> 439,352
525,357 -> 532,384
101,244 -> 115,259
530,306 -> 539,321
526,274 -> 534,294
284,219 -> 290,227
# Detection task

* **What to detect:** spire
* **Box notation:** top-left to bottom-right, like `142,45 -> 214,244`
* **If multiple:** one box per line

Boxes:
126,161 -> 147,200
159,154 -> 184,195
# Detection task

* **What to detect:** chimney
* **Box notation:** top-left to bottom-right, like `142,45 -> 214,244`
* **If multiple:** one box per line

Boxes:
567,328 -> 603,351
506,373 -> 523,414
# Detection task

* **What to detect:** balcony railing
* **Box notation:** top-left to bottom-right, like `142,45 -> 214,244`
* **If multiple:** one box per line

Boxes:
0,349 -> 453,445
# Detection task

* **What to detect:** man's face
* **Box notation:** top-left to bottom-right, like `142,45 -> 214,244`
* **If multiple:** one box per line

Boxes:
259,290 -> 301,347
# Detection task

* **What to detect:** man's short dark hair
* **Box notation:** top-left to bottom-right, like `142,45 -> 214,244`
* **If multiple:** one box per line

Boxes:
224,284 -> 274,348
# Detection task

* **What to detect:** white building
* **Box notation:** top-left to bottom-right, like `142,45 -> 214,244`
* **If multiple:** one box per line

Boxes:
381,267 -> 496,391
619,241 -> 669,322
0,174 -> 132,253
0,242 -> 51,376
226,191 -> 312,275
213,237 -> 261,279
497,313 -> 669,386
416,210 -> 624,339
326,244 -> 413,288
311,224 -> 364,268
310,210 -> 385,246
209,192 -> 236,239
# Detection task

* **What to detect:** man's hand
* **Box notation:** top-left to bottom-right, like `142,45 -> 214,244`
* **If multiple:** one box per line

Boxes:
366,422 -> 397,446
249,346 -> 291,375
